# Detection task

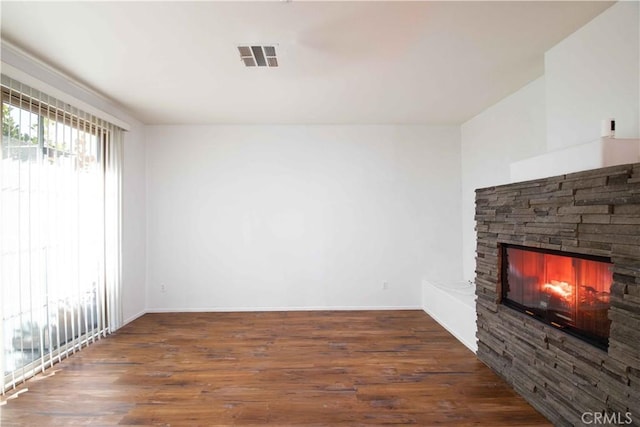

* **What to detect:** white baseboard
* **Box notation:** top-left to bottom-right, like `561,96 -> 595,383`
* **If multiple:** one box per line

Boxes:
122,310 -> 147,326
146,305 -> 422,314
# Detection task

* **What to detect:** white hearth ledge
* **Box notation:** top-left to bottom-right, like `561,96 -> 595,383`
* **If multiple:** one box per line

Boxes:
422,280 -> 477,353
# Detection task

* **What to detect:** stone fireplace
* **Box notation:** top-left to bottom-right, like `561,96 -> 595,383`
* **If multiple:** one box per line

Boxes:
475,162 -> 640,425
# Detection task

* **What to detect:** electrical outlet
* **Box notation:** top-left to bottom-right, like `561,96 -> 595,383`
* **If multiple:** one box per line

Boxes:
161,284 -> 166,293
382,282 -> 389,290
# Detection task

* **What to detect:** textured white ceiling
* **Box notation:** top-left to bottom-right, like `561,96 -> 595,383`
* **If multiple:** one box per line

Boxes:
1,1 -> 613,125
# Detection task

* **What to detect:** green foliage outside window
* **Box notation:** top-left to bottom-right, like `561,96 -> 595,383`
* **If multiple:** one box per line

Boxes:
2,103 -> 39,144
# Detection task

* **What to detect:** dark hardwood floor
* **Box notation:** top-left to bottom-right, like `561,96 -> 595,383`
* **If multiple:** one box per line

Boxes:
1,310 -> 551,426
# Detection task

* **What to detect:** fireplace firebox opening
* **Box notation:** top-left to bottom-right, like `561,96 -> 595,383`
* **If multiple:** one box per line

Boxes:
500,244 -> 613,350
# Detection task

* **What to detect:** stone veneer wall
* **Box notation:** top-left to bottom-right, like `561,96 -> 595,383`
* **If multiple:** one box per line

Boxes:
475,163 -> 640,426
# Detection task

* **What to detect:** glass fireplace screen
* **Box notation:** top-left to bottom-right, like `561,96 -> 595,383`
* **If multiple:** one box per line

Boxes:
501,244 -> 613,349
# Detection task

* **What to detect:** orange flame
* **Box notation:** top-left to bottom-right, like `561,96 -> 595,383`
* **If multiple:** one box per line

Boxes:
542,280 -> 573,300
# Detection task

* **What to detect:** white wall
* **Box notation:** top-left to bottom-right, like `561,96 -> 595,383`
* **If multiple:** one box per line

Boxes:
121,124 -> 147,324
1,43 -> 148,325
460,76 -> 547,281
546,1 -> 639,151
146,125 -> 461,311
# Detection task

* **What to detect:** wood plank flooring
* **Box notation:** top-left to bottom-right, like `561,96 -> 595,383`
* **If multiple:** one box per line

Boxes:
1,310 -> 551,426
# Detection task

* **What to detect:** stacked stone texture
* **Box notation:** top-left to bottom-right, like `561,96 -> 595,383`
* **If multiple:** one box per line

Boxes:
475,162 -> 640,426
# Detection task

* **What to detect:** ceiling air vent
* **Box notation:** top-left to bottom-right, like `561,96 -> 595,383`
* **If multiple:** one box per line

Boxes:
238,45 -> 278,67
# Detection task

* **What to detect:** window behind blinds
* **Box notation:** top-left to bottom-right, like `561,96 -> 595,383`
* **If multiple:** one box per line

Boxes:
0,75 -> 123,394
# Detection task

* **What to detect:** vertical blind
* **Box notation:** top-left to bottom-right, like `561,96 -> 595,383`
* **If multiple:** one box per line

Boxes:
0,74 -> 123,394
